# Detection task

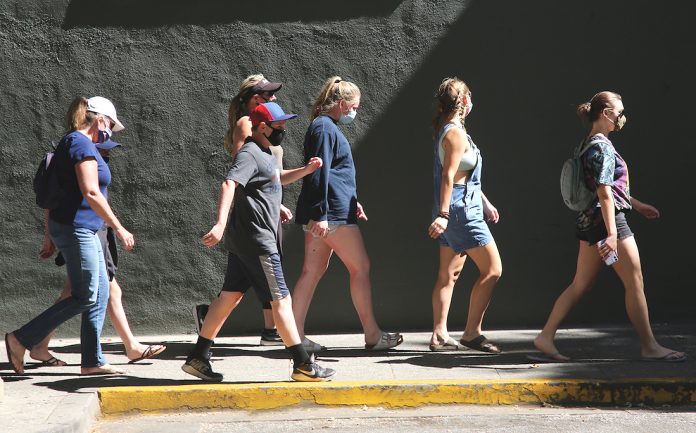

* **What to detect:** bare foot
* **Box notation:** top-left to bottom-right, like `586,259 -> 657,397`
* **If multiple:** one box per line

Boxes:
5,332 -> 26,374
430,333 -> 451,346
533,334 -> 570,361
641,345 -> 687,362
127,344 -> 166,363
81,364 -> 126,375
29,348 -> 67,365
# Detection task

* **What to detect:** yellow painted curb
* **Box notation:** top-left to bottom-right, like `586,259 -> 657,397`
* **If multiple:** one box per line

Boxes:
99,378 -> 696,415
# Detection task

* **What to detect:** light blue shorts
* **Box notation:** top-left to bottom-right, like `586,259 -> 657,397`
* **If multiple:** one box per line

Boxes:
438,185 -> 493,254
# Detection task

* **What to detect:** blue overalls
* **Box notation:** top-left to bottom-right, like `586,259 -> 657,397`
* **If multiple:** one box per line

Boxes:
432,123 -> 493,253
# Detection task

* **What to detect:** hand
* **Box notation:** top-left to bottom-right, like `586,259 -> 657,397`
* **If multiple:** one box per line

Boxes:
635,201 -> 660,219
305,157 -> 323,173
428,217 -> 448,239
597,233 -> 618,261
280,204 -> 293,224
115,227 -> 135,251
39,235 -> 55,259
308,219 -> 329,238
202,223 -> 224,248
356,202 -> 368,221
483,200 -> 500,224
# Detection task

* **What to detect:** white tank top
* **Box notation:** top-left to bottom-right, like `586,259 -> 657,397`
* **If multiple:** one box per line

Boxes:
438,123 -> 478,171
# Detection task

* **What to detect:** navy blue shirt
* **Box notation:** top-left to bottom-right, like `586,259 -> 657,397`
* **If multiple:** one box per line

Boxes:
295,115 -> 357,224
50,131 -> 111,231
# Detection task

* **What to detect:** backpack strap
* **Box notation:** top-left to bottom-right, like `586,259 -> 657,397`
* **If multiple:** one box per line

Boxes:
575,136 -> 610,158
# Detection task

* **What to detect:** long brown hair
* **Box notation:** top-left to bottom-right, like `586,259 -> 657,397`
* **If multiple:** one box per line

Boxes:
224,74 -> 265,155
65,97 -> 97,133
310,76 -> 360,120
577,91 -> 622,123
432,77 -> 469,134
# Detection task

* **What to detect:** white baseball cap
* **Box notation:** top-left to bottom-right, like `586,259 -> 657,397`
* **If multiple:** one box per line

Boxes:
87,96 -> 125,131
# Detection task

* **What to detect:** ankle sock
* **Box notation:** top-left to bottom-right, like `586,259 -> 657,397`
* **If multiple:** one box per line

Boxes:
287,343 -> 310,366
192,336 -> 213,359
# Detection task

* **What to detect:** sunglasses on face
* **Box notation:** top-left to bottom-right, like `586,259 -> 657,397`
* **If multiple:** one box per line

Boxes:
257,92 -> 275,102
605,107 -> 625,117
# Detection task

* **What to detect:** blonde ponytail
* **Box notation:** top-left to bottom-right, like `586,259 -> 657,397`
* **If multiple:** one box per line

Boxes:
65,97 -> 95,133
310,76 -> 360,120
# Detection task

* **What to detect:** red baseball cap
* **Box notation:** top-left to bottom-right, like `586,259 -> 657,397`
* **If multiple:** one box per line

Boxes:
250,102 -> 297,127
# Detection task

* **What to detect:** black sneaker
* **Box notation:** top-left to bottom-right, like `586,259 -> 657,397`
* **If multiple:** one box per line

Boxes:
181,355 -> 223,382
192,304 -> 208,334
291,358 -> 336,382
260,328 -> 284,346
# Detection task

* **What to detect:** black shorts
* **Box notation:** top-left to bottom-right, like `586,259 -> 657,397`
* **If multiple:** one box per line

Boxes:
576,209 -> 634,246
55,226 -> 118,281
221,252 -> 290,303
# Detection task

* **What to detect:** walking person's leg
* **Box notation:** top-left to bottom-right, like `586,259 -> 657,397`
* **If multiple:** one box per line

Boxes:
430,247 -> 467,350
612,236 -> 686,361
533,241 -> 603,360
459,240 -> 503,352
107,278 -> 166,363
291,232 -> 333,339
28,280 -> 71,366
6,222 -> 102,374
249,253 -> 334,382
324,226 -> 401,349
80,235 -> 123,375
182,253 -> 248,382
259,302 -> 283,345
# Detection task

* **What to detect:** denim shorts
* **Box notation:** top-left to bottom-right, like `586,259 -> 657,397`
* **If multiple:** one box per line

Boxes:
221,252 -> 290,303
576,209 -> 634,246
302,222 -> 357,238
438,185 -> 493,253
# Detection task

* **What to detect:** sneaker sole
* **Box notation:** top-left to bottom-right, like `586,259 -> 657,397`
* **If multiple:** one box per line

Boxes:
181,364 -> 223,382
291,370 -> 336,382
259,339 -> 285,346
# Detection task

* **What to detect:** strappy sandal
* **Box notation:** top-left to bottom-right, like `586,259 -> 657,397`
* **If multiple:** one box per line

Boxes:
459,335 -> 501,354
36,356 -> 68,367
128,344 -> 166,364
365,331 -> 403,351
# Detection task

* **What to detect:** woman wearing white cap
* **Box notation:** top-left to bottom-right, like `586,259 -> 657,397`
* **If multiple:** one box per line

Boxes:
5,96 -> 134,375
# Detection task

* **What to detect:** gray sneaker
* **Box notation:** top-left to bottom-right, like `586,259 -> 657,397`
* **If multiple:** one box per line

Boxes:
302,337 -> 326,353
291,358 -> 335,382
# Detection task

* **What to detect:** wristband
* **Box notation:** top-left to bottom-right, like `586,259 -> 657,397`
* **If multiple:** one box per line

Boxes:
438,211 -> 449,220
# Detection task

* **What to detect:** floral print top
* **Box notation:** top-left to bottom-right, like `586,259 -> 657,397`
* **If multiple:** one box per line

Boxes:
576,134 -> 632,231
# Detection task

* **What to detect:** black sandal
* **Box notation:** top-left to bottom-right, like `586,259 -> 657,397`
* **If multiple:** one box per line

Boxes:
459,335 -> 501,353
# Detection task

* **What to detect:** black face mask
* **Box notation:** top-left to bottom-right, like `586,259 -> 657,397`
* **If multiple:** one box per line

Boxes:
266,126 -> 286,146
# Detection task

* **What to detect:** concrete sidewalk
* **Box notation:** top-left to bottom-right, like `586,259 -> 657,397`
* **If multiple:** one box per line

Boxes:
1,323 -> 695,433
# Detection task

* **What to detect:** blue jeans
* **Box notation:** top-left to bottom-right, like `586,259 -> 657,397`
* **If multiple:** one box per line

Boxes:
13,220 -> 109,367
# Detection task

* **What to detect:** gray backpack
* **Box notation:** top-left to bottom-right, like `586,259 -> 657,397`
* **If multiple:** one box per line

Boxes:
560,137 -> 605,211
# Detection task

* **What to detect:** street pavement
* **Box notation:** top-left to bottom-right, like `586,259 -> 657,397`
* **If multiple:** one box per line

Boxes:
1,323 -> 695,433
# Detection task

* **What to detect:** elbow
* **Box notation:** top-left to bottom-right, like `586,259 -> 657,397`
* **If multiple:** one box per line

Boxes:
83,190 -> 101,203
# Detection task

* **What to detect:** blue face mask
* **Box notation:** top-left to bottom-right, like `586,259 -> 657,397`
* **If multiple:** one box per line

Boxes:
97,126 -> 112,144
338,109 -> 357,125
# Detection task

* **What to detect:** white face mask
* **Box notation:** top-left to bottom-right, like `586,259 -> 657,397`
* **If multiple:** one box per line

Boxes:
460,94 -> 473,118
464,99 -> 473,117
338,109 -> 357,125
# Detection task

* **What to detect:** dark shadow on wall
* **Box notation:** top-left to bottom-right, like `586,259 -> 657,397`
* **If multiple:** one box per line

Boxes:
281,0 -> 696,334
62,0 -> 403,29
